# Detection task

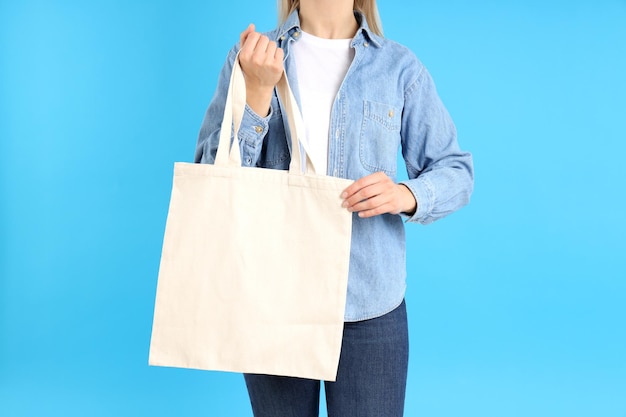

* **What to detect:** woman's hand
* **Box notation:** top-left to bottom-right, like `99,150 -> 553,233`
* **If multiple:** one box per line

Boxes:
239,24 -> 284,116
341,172 -> 417,218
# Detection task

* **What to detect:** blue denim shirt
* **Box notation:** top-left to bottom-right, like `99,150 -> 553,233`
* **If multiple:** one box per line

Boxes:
195,11 -> 474,321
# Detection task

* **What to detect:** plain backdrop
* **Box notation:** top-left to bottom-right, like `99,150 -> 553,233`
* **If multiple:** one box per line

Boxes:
1,1 -> 625,416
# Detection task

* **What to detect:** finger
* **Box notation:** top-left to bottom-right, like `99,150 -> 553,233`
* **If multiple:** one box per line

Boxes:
252,36 -> 271,60
241,32 -> 261,56
341,175 -> 377,199
351,193 -> 398,218
357,203 -> 395,218
342,181 -> 386,209
266,42 -> 284,71
264,39 -> 277,62
344,173 -> 395,207
240,23 -> 255,48
274,45 -> 285,62
347,193 -> 388,213
341,172 -> 387,199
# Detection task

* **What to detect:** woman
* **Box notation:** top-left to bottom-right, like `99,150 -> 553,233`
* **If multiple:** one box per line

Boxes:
195,0 -> 474,415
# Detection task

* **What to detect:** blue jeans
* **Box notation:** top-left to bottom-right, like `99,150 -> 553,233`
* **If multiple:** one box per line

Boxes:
244,300 -> 409,417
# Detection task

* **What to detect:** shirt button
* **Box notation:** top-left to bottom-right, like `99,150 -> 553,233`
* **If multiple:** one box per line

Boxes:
388,110 -> 394,118
246,157 -> 252,165
294,31 -> 300,38
335,129 -> 340,139
280,35 -> 286,40
254,126 -> 263,133
364,42 -> 369,47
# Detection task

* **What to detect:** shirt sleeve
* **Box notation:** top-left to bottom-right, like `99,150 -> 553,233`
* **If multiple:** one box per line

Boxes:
399,65 -> 474,225
194,47 -> 272,166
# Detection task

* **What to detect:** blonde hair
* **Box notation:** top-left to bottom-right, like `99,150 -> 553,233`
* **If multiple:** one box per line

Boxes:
278,0 -> 383,37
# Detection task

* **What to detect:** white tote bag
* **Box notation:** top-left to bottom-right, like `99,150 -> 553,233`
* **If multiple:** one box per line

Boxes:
149,56 -> 353,381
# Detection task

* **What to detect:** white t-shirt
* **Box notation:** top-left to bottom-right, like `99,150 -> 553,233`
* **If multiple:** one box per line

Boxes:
291,31 -> 354,175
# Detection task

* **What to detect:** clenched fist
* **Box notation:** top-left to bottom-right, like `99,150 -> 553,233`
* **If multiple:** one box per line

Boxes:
239,24 -> 285,116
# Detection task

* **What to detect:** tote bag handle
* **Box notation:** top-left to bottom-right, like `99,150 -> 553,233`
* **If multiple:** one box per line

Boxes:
214,54 -> 316,175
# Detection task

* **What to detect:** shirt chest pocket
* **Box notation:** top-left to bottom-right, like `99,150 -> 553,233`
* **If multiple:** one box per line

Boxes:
359,100 -> 401,176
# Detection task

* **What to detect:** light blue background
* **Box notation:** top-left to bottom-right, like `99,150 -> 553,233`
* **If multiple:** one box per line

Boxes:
1,1 -> 625,416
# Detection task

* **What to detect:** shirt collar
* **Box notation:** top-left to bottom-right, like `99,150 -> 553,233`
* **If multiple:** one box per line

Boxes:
276,9 -> 382,48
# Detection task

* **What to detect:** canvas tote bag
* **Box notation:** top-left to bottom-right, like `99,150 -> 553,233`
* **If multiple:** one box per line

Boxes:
149,56 -> 353,381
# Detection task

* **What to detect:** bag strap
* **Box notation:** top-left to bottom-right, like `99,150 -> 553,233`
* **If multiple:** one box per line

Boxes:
214,54 -> 317,175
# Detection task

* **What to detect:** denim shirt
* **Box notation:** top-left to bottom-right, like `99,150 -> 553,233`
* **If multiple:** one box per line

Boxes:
195,11 -> 474,321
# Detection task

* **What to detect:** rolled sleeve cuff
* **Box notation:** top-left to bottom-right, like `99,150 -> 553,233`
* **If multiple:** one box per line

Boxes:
399,177 -> 435,224
238,104 -> 272,145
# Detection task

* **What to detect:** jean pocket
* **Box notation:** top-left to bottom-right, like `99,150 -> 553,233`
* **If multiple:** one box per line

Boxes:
359,100 -> 401,176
